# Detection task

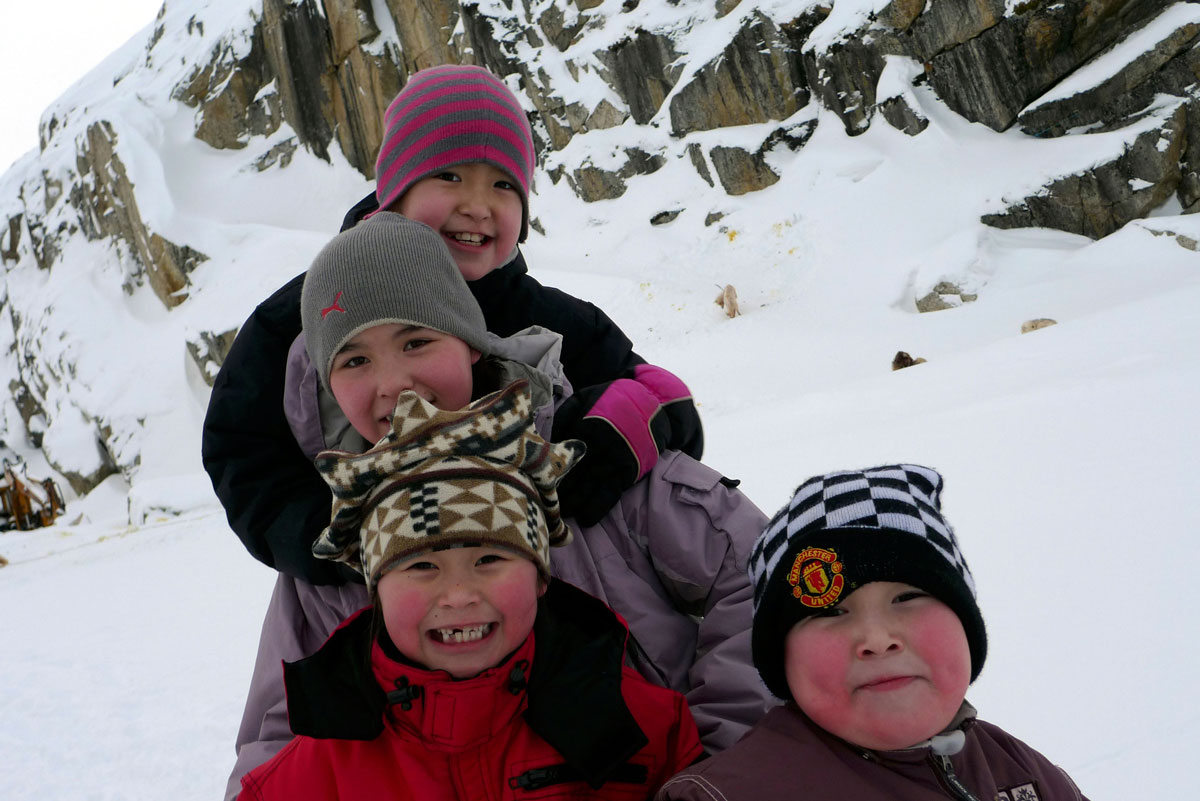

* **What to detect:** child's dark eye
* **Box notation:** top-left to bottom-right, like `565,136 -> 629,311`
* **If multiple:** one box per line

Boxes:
895,591 -> 928,604
495,179 -> 516,191
810,606 -> 845,618
476,553 -> 507,566
337,355 -> 367,369
435,171 -> 461,183
405,560 -> 437,571
402,338 -> 432,352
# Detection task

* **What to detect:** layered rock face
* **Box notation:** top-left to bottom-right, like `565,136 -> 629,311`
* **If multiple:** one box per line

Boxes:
151,0 -> 1200,225
0,0 -> 1197,496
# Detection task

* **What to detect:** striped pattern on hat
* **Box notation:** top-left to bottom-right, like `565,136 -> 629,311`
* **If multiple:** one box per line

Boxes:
311,380 -> 584,589
374,64 -> 535,241
748,464 -> 987,699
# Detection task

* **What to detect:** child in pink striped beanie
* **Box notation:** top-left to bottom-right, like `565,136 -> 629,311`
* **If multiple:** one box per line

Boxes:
205,63 -> 706,614
372,64 -> 535,281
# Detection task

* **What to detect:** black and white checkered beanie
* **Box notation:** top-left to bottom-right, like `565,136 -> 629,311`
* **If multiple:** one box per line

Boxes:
748,464 -> 987,700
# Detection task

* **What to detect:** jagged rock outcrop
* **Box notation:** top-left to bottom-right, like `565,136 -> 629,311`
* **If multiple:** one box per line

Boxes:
1016,10 -> 1200,137
186,328 -> 239,387
803,0 -> 1169,135
667,13 -> 808,136
984,101 -> 1188,239
2,0 -> 1198,503
565,147 -> 666,201
71,121 -> 207,308
594,29 -> 682,125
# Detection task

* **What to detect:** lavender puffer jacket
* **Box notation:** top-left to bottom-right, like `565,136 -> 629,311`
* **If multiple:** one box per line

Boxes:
224,328 -> 775,801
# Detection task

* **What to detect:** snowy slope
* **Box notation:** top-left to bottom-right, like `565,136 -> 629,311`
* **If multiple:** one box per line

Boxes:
3,1 -> 1199,799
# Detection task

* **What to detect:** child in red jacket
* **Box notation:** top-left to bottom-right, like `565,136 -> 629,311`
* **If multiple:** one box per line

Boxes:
238,380 -> 703,801
658,465 -> 1089,801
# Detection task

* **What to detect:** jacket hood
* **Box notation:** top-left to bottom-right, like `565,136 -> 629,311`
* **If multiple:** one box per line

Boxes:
283,579 -> 648,787
284,325 -> 570,459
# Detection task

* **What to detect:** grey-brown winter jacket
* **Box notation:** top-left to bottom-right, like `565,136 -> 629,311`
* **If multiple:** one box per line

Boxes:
657,703 -> 1089,801
223,329 -> 775,801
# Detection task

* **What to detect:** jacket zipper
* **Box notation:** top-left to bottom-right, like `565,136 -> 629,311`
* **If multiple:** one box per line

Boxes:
932,754 -> 982,801
509,762 -> 648,791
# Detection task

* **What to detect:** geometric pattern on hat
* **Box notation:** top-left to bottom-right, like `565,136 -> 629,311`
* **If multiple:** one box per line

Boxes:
749,464 -> 976,613
312,379 -> 584,587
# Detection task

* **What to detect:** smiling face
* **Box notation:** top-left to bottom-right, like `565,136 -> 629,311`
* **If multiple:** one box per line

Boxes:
376,545 -> 543,679
328,322 -> 481,443
392,162 -> 524,282
783,581 -> 972,751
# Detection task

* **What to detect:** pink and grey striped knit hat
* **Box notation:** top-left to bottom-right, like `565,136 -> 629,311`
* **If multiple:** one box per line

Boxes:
374,64 -> 536,242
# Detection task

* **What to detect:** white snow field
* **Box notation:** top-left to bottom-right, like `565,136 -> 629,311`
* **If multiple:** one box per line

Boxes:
3,1 -> 1199,799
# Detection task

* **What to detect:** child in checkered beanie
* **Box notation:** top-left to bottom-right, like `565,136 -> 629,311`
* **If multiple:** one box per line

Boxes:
658,464 -> 1090,801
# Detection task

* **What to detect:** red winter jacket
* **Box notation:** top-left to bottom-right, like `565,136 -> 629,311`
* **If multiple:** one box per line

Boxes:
239,581 -> 702,801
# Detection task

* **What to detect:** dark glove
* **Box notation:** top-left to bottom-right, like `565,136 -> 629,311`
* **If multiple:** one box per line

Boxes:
553,365 -> 703,526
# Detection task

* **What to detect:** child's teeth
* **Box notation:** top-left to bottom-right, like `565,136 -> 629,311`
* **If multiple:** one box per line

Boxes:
452,232 -> 485,244
437,623 -> 491,643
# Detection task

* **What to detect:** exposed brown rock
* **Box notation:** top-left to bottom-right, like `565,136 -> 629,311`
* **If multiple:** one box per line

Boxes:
1021,318 -> 1058,333
70,121 -> 207,309
687,144 -> 715,188
892,351 -> 927,370
1,214 -> 21,264
329,47 -> 404,177
705,118 -> 816,196
567,148 -> 665,201
983,102 -> 1187,239
878,95 -> 929,135
1018,16 -> 1200,137
926,0 -> 1166,132
594,29 -> 682,124
326,0 -> 380,63
715,284 -> 740,318
260,0 -> 337,162
186,328 -> 240,387
715,0 -> 743,19
381,0 -> 466,74
668,13 -> 808,135
710,145 -> 780,195
916,282 -> 978,313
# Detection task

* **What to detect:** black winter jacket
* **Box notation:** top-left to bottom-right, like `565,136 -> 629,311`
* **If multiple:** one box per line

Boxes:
202,193 -> 646,584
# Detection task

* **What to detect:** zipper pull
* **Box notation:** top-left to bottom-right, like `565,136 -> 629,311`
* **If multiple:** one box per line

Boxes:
935,754 -> 982,801
386,677 -> 423,711
509,766 -> 560,790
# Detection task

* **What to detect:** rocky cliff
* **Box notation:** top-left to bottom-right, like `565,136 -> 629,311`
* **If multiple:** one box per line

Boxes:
0,0 -> 1196,506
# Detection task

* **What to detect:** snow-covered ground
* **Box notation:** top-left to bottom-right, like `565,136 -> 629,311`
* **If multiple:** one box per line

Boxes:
3,2 -> 1200,799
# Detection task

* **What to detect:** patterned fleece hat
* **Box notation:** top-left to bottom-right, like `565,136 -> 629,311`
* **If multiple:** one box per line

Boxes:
748,464 -> 987,700
300,211 -> 491,391
312,379 -> 584,589
374,64 -> 535,242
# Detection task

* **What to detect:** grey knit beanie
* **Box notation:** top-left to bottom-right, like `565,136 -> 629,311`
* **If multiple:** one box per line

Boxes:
301,212 -> 491,390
